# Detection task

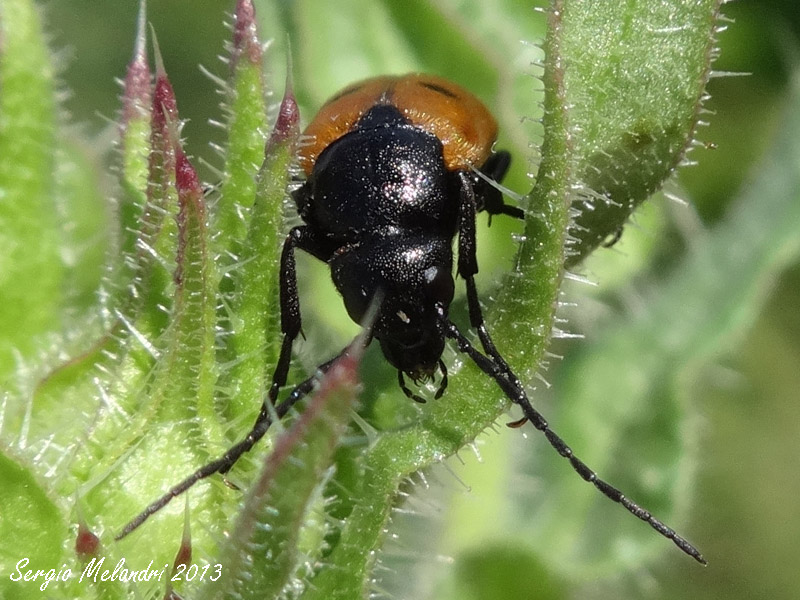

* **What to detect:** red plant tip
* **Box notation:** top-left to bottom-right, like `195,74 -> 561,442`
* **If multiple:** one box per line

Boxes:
169,501 -> 192,577
121,0 -> 151,128
233,0 -> 262,66
149,28 -> 179,144
266,76 -> 300,152
171,537 -> 192,573
163,591 -> 185,600
329,347 -> 361,390
75,522 -> 101,559
177,496 -> 192,563
173,143 -> 204,287
175,148 -> 201,196
152,72 -> 178,135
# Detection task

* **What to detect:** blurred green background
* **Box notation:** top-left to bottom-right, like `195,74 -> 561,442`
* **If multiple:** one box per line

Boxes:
36,0 -> 800,598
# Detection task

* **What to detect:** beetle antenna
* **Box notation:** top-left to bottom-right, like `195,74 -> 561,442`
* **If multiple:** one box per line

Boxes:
441,317 -> 707,565
115,345 -> 351,540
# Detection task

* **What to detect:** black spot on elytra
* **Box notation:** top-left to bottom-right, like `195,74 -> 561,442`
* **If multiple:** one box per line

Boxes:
419,81 -> 458,99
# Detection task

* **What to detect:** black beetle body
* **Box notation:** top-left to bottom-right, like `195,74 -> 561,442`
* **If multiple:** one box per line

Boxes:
295,104 -> 459,381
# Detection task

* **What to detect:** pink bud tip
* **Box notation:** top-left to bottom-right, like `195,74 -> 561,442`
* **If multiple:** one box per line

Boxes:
233,0 -> 262,66
75,522 -> 100,559
175,149 -> 201,195
266,76 -> 300,152
121,0 -> 151,128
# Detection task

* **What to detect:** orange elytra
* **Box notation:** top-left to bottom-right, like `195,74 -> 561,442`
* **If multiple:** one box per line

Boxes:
298,74 -> 498,175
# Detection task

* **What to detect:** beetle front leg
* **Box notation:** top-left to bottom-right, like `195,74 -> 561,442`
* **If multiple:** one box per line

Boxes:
261,225 -> 332,417
455,172 -> 524,393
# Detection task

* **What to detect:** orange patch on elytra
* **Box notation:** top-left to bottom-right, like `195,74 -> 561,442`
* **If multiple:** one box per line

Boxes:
299,74 -> 497,175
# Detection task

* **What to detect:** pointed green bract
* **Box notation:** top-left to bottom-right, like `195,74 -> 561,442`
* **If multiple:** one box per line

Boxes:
117,1 -> 151,263
201,348 -> 361,599
215,0 -> 269,252
221,120 -> 294,422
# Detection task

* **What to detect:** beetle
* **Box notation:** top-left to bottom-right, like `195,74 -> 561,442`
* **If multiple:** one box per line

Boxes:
118,74 -> 705,564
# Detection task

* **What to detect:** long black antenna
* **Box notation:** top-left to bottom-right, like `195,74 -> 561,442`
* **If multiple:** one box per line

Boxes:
115,347 -> 349,540
442,317 -> 706,565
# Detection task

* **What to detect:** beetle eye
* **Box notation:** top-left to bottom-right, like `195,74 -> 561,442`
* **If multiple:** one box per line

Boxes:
423,266 -> 454,305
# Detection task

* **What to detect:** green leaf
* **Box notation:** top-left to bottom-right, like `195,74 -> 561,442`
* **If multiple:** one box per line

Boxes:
563,0 -> 723,264
526,67 -> 800,574
0,452 -> 65,600
0,0 -> 60,379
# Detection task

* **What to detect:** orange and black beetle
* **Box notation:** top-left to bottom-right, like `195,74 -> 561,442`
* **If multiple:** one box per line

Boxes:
292,74 -> 521,395
119,75 -> 705,565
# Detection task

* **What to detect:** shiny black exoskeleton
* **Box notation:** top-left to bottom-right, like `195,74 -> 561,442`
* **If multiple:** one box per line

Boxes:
291,104 -> 511,393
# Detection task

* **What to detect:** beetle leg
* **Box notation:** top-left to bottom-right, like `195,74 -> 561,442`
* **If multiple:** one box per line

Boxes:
398,371 -> 427,404
602,226 -> 624,248
261,225 -> 333,420
455,171 -> 479,281
455,172 -> 523,393
481,150 -> 511,182
474,150 -> 524,222
265,226 -> 306,409
435,359 -> 448,399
